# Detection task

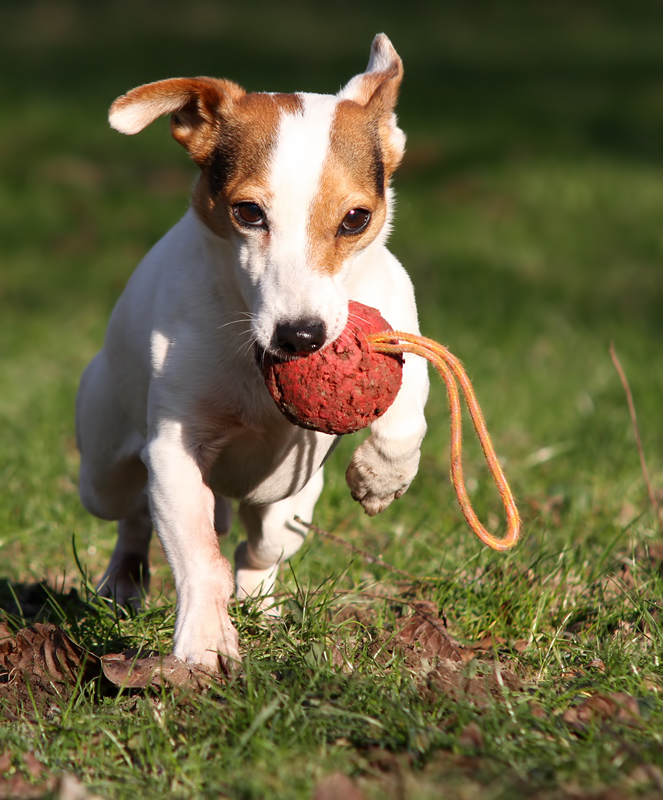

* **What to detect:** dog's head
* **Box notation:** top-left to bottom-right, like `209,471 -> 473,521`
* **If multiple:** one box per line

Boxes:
109,34 -> 405,359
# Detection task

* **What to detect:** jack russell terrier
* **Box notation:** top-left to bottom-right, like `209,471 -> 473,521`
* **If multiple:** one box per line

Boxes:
76,34 -> 429,672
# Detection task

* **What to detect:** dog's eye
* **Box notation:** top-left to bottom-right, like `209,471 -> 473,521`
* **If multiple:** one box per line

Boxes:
339,208 -> 371,236
233,202 -> 267,229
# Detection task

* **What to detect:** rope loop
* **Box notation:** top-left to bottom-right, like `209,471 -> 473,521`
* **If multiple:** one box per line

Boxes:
367,331 -> 521,551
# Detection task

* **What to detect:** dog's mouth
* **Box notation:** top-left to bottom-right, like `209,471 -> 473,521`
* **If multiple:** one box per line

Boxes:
254,344 -> 308,369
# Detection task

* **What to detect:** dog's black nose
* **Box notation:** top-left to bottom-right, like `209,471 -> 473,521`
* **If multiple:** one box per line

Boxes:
275,320 -> 327,355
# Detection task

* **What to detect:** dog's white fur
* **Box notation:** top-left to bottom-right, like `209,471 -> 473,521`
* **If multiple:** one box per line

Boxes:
76,34 -> 429,671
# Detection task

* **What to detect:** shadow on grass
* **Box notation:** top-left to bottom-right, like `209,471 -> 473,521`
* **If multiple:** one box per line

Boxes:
0,579 -> 86,627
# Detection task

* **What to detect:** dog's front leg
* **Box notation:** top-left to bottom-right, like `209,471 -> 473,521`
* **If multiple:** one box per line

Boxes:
145,426 -> 240,672
347,353 -> 429,516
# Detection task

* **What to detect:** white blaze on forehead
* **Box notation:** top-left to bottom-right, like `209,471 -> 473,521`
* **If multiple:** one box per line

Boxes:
248,92 -> 348,348
267,93 -> 338,258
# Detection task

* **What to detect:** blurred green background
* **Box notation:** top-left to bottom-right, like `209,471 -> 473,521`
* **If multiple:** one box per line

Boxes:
0,0 -> 661,586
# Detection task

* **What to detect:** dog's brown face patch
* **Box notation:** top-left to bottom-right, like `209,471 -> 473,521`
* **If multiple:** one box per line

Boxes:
306,98 -> 401,276
193,92 -> 302,238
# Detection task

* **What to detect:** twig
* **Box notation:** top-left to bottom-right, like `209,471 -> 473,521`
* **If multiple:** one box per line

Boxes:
295,517 -> 438,583
609,343 -> 660,529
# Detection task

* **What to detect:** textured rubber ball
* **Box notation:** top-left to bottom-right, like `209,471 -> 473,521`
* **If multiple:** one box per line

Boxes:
261,301 -> 403,435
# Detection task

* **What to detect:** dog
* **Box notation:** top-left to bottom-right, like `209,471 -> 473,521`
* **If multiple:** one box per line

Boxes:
76,34 -> 429,672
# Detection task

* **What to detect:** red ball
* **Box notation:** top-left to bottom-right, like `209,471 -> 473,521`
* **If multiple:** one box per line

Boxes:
262,301 -> 403,435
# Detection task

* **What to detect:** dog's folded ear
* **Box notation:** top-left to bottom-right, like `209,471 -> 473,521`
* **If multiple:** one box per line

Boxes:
338,34 -> 406,173
109,77 -> 245,163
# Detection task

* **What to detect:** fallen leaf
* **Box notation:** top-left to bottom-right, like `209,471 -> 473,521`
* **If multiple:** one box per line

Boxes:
562,692 -> 641,730
397,602 -> 463,663
418,657 -> 522,708
101,653 -> 216,690
455,633 -> 509,663
0,623 -> 219,706
0,623 -> 101,687
0,622 -> 12,643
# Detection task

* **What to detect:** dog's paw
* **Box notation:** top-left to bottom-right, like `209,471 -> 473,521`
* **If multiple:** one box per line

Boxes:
346,437 -> 421,516
173,611 -> 241,675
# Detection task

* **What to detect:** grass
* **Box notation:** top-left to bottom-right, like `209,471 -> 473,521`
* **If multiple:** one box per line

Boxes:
1,1 -> 663,797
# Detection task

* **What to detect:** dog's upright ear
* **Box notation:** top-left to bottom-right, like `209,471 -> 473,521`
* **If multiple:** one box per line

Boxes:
109,77 -> 245,164
338,34 -> 406,173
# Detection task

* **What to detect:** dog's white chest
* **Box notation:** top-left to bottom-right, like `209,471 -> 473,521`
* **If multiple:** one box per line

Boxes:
207,424 -> 337,505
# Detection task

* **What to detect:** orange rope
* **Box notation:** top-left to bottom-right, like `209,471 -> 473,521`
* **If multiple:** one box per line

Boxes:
367,331 -> 521,551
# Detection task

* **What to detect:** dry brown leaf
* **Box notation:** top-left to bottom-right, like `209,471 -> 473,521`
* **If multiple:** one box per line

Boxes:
0,623 -> 101,690
466,633 -> 508,652
313,773 -> 364,800
455,633 -> 509,663
418,657 -> 522,708
375,606 -> 523,707
0,621 -> 12,643
0,622 -> 217,704
101,653 -> 216,690
397,602 -> 463,663
562,692 -> 641,730
0,623 -> 107,713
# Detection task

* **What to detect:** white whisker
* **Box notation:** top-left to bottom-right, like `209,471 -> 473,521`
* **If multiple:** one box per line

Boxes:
217,311 -> 258,332
241,333 -> 260,358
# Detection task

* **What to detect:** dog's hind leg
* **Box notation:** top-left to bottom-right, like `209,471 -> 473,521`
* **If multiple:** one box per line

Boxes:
76,351 -> 152,607
235,468 -> 324,610
96,498 -> 152,608
214,495 -> 233,536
